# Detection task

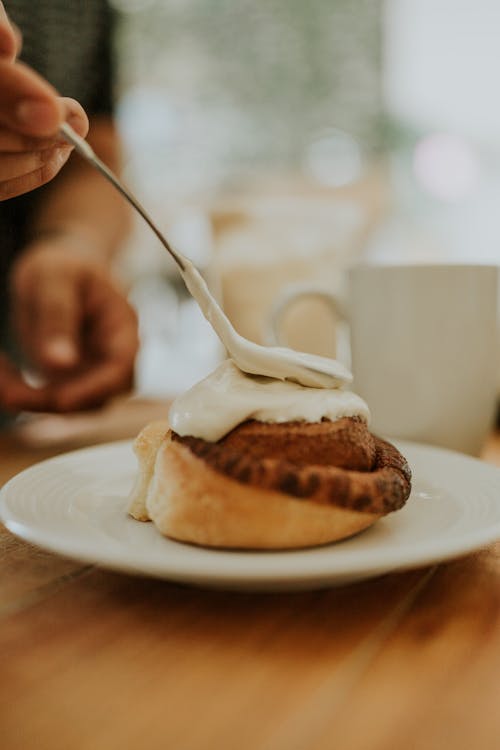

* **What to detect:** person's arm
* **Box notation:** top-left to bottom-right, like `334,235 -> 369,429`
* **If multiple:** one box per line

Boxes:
0,2 -> 139,414
8,117 -> 138,412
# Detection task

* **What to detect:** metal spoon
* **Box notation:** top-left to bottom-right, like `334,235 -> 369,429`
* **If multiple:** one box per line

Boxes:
59,122 -> 352,389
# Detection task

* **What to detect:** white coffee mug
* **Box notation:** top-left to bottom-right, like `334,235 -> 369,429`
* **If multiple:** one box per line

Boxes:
268,264 -> 500,455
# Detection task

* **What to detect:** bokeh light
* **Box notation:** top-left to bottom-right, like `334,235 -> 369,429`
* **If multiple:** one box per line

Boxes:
413,132 -> 481,202
304,128 -> 364,187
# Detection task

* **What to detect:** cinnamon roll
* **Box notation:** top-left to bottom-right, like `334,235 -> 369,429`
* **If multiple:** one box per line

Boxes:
128,413 -> 411,550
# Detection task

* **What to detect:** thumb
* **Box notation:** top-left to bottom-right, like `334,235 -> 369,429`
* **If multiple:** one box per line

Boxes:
30,276 -> 81,371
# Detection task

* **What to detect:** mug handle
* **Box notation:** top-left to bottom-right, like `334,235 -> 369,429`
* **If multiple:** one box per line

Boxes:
265,282 -> 349,348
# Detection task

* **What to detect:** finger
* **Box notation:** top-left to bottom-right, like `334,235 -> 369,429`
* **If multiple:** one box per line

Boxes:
48,360 -> 133,412
0,145 -> 69,182
0,353 -> 51,412
9,21 -> 22,58
11,286 -> 32,369
47,281 -> 138,411
95,299 -> 139,362
26,271 -> 81,371
0,126 -> 63,152
85,277 -> 139,357
0,59 -> 62,137
0,145 -> 72,200
0,3 -> 20,62
106,322 -> 140,365
0,99 -> 87,152
59,97 -> 89,139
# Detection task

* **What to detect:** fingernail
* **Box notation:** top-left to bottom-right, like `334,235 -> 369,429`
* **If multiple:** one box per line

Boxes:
45,338 -> 77,366
67,111 -> 83,126
16,100 -> 58,129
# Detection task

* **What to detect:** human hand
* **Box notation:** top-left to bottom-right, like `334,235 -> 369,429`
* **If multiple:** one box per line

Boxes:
0,2 -> 89,200
5,233 -> 139,413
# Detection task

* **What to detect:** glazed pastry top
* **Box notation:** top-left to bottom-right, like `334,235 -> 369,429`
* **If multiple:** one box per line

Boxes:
169,359 -> 370,442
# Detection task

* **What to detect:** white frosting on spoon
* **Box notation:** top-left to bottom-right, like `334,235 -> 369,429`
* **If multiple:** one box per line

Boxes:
180,259 -> 352,389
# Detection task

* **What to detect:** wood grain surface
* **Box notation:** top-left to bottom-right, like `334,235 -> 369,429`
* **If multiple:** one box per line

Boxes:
0,432 -> 499,750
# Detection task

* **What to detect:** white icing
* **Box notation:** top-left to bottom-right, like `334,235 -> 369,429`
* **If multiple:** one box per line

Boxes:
180,259 -> 352,389
169,359 -> 370,442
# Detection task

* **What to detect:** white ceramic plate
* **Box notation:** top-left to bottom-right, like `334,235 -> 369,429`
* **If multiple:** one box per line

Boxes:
1,439 -> 500,591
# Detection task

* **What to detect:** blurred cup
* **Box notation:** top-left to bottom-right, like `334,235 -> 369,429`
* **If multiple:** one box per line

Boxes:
211,194 -> 370,357
269,264 -> 499,455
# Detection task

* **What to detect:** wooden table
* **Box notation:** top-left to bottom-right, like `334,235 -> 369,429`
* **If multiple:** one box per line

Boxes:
1,431 -> 499,750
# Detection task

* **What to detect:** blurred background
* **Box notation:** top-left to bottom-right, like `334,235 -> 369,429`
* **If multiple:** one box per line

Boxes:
114,0 -> 386,398
108,0 -> 500,395
17,0 -> 500,445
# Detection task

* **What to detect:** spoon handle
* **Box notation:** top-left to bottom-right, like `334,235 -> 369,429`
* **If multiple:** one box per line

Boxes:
59,122 -> 240,351
59,122 -> 186,272
58,126 -> 348,386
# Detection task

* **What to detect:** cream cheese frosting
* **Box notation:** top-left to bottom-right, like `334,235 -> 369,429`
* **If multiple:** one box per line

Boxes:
169,359 -> 370,442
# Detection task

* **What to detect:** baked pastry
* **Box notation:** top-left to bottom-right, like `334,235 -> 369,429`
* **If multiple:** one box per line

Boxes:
128,362 -> 411,549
